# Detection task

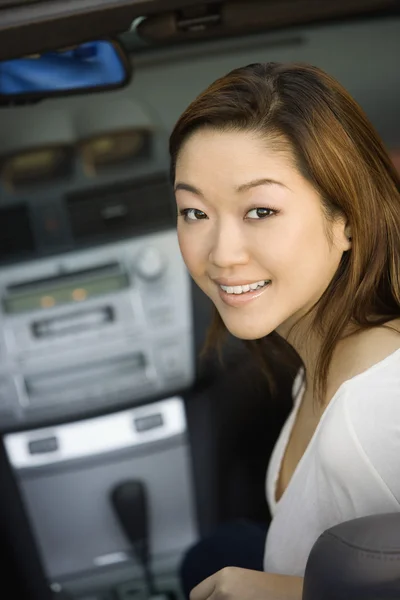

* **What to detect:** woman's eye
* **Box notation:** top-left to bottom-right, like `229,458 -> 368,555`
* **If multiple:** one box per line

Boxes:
245,207 -> 277,220
179,208 -> 208,221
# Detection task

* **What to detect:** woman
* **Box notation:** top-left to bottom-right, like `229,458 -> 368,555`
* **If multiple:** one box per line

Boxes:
169,62 -> 400,599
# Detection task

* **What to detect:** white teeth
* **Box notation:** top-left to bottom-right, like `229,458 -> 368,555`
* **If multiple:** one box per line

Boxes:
220,280 -> 271,295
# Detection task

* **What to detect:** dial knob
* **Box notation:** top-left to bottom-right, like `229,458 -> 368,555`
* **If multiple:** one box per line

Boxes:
135,247 -> 164,281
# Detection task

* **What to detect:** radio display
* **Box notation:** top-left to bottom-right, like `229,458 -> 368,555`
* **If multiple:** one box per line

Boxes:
4,270 -> 129,315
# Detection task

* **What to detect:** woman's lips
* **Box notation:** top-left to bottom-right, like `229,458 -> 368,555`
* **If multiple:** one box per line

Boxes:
217,282 -> 272,306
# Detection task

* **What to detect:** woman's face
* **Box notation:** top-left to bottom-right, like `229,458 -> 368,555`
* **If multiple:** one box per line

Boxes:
174,129 -> 351,340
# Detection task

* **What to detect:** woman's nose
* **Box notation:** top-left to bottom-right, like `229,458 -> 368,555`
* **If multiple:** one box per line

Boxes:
208,222 -> 249,268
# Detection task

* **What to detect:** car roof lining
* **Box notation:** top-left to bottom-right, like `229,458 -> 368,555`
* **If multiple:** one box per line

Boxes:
0,0 -> 398,61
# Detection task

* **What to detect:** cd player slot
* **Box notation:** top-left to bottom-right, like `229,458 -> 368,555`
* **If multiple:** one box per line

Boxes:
3,263 -> 129,315
32,307 -> 114,338
7,262 -> 122,293
25,353 -> 146,397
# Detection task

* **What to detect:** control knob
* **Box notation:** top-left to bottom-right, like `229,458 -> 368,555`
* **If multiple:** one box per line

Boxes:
135,246 -> 164,281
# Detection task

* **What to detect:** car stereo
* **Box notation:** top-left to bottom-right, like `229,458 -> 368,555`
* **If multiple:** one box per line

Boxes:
0,174 -> 194,430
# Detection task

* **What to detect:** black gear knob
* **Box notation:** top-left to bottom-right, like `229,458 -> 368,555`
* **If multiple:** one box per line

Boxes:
111,480 -> 148,558
111,479 -> 177,600
111,480 -> 155,595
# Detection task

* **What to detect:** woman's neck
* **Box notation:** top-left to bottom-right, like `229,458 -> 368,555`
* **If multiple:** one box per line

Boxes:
276,312 -> 360,400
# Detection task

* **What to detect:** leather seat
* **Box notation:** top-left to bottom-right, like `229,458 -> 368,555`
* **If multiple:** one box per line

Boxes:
303,512 -> 400,599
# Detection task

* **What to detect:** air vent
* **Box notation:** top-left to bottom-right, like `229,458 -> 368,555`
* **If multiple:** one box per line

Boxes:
0,204 -> 34,260
78,128 -> 152,177
66,174 -> 175,243
0,145 -> 73,191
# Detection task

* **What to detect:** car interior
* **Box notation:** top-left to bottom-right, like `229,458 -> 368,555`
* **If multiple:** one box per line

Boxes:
0,1 -> 399,599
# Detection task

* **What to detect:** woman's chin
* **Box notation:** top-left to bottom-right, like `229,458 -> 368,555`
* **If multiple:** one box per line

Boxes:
220,317 -> 275,341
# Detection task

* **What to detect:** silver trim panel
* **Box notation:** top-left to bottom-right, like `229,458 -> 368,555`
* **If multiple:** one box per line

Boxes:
4,396 -> 186,468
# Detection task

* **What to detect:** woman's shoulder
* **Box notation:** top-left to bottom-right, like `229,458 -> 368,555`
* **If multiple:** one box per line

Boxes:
320,321 -> 400,456
333,318 -> 400,391
335,324 -> 400,498
320,319 -> 400,409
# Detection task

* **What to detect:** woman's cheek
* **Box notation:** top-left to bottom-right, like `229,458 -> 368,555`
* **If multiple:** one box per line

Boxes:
177,229 -> 201,277
177,229 -> 189,266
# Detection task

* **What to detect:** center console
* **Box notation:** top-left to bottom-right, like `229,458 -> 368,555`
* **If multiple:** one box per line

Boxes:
0,174 -> 194,430
1,168 -> 198,599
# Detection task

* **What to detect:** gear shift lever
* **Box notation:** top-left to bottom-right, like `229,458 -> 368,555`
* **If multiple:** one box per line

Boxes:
111,480 -> 157,597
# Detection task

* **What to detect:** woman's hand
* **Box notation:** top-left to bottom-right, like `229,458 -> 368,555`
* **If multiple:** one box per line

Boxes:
190,567 -> 303,600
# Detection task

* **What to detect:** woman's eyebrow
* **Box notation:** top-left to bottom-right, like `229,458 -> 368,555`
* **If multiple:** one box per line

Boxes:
174,177 -> 289,198
235,177 -> 288,192
174,182 -> 204,197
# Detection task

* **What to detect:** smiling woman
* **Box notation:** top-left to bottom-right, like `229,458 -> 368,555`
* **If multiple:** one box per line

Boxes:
174,128 -> 350,342
169,62 -> 400,600
170,61 -> 400,402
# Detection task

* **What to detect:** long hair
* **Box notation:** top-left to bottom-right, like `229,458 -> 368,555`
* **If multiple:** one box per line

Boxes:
169,62 -> 400,403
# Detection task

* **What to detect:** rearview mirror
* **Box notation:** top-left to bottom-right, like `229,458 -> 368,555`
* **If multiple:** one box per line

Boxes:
0,39 -> 131,105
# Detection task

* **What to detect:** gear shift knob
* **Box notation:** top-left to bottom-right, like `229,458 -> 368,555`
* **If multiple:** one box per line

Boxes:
111,480 -> 176,600
111,480 -> 154,595
111,480 -> 149,562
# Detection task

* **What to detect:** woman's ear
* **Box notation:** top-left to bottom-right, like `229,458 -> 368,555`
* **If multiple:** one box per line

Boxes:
333,216 -> 352,251
344,223 -> 352,249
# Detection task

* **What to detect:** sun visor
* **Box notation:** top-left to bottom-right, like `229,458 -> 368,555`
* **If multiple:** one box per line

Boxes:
0,0 -> 397,61
0,0 -> 197,61
137,0 -> 397,45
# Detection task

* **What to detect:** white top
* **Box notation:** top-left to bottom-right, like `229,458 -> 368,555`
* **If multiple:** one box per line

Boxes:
264,348 -> 400,576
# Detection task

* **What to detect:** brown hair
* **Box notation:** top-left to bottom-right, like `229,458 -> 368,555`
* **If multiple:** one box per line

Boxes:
169,62 -> 400,403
